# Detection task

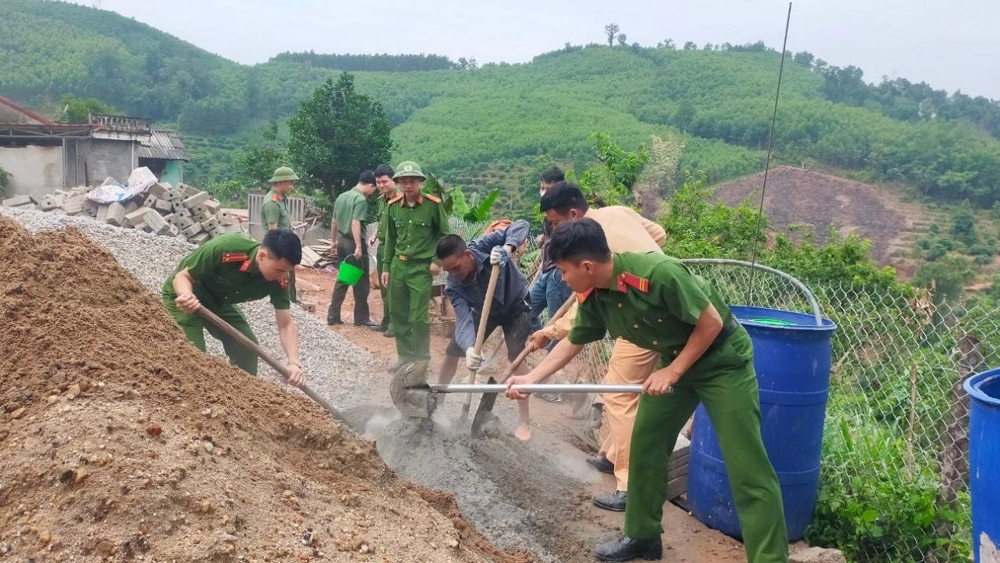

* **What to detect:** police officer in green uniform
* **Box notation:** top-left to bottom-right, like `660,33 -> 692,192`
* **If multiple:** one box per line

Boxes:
381,161 -> 450,369
260,166 -> 299,303
370,164 -> 400,336
327,170 -> 379,326
163,229 -> 307,388
507,219 -> 787,563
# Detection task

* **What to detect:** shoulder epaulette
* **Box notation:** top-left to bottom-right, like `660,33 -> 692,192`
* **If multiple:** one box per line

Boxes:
617,272 -> 650,293
270,193 -> 283,202
221,252 -> 249,264
424,193 -> 442,204
388,195 -> 404,205
576,288 -> 595,303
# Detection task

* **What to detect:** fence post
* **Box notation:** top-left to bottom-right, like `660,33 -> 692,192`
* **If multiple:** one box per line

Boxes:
931,332 -> 982,557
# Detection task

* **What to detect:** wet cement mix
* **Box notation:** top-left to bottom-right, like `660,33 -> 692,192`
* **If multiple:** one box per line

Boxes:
0,217 -> 533,562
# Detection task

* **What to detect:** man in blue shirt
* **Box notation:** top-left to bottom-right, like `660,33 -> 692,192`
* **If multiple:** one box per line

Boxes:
436,219 -> 534,440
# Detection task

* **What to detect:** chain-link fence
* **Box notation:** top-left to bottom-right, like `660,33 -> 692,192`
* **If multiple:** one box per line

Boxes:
681,261 -> 978,563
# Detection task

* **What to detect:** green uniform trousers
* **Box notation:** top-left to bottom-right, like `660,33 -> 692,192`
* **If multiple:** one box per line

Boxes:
624,336 -> 788,563
164,296 -> 260,375
377,247 -> 392,331
388,258 -> 432,363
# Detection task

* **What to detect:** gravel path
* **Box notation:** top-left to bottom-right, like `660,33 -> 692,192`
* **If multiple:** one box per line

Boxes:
1,207 -> 376,411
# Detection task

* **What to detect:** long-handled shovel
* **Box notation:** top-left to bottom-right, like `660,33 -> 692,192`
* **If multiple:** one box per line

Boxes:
460,263 -> 502,419
195,307 -> 347,424
470,293 -> 576,434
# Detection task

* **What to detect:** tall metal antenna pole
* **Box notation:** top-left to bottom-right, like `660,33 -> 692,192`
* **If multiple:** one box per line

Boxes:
747,2 -> 792,306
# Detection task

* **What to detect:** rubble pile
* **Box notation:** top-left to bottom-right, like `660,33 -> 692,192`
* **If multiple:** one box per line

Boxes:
2,182 -> 241,245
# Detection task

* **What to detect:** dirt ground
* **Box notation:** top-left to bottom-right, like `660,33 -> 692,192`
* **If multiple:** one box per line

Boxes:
297,268 -> 749,563
0,218 -> 531,563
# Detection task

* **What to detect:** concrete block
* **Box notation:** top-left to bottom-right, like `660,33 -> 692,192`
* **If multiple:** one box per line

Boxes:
142,194 -> 158,208
192,210 -> 213,224
174,216 -> 195,230
191,203 -> 208,216
105,202 -> 126,227
96,205 -> 109,222
83,199 -> 99,215
179,183 -> 200,197
131,193 -> 147,206
2,195 -> 35,208
125,208 -> 150,228
182,191 -> 212,209
171,201 -> 187,214
145,209 -> 171,235
168,224 -> 180,237
154,199 -> 174,213
38,194 -> 65,211
133,221 -> 147,232
60,200 -> 85,215
181,222 -> 204,238
162,213 -> 176,225
201,218 -> 219,231
124,201 -> 140,214
148,182 -> 172,199
207,227 -> 221,238
203,199 -> 221,215
174,208 -> 192,219
188,232 -> 211,245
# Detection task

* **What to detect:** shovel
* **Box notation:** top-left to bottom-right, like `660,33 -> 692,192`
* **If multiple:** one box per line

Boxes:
461,263 -> 502,419
195,307 -> 348,424
471,293 -> 576,434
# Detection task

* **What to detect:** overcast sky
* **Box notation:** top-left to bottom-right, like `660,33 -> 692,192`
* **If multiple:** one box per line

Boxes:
71,0 -> 1000,100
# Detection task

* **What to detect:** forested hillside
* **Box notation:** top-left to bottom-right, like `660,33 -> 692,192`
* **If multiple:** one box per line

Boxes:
3,0 -> 1000,209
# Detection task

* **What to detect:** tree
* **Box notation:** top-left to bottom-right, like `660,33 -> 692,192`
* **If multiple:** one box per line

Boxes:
234,120 -> 288,191
604,23 -> 619,47
570,132 -> 649,207
683,41 -> 697,50
659,39 -> 675,50
287,72 -> 394,200
616,33 -> 628,47
914,255 -> 976,303
60,94 -> 118,123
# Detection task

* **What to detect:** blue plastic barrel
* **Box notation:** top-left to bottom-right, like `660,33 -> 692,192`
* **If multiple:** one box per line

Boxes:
688,306 -> 836,542
965,368 -> 1000,562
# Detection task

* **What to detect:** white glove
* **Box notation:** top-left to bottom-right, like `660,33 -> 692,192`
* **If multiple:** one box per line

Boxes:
466,347 -> 484,370
489,245 -> 510,266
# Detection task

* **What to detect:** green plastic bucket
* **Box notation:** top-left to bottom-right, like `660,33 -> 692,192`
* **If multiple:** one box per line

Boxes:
337,256 -> 364,286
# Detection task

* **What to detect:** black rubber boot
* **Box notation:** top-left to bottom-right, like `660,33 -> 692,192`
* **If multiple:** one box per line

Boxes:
594,536 -> 662,562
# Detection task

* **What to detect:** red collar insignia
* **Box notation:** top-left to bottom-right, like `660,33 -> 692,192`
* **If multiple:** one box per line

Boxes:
576,288 -> 594,303
617,272 -> 649,293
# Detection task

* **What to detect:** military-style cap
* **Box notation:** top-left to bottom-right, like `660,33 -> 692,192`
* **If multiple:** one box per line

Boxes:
392,161 -> 426,180
269,166 -> 300,183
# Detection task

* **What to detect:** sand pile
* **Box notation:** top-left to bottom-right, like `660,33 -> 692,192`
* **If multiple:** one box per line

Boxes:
0,216 -> 530,562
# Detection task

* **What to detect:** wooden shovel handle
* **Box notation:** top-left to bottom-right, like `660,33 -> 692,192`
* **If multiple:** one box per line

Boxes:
195,307 -> 346,423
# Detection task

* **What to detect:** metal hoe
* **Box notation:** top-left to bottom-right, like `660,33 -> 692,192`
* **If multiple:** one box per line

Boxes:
195,307 -> 348,424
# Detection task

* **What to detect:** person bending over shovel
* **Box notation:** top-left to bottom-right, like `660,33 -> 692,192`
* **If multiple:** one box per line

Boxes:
437,220 -> 534,441
163,229 -> 307,388
505,219 -> 787,563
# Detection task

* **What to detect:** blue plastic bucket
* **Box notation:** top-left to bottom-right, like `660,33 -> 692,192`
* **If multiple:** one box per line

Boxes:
688,306 -> 836,542
965,368 -> 1000,562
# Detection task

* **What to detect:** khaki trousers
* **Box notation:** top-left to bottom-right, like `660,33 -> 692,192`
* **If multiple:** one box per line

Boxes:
599,338 -> 661,492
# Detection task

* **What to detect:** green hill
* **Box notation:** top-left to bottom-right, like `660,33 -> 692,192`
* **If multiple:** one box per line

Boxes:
4,0 -> 1000,211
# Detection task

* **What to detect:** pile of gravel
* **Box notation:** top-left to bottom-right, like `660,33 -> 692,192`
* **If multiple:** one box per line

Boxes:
1,207 -> 375,410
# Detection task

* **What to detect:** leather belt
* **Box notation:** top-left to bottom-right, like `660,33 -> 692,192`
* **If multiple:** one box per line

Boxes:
705,315 -> 740,355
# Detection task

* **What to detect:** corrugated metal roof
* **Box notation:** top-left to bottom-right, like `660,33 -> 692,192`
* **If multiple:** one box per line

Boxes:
136,130 -> 188,161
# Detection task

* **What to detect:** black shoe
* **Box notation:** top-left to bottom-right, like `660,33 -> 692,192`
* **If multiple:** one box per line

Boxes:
593,490 -> 627,512
595,536 -> 661,562
354,319 -> 379,327
587,456 -> 615,475
327,318 -> 343,326
384,329 -> 395,338
369,324 -> 387,332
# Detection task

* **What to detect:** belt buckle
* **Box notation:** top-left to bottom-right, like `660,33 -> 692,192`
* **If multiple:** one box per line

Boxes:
399,255 -> 408,262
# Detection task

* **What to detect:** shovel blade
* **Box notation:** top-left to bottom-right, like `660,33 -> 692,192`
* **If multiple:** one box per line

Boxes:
471,376 -> 500,435
389,361 -> 437,418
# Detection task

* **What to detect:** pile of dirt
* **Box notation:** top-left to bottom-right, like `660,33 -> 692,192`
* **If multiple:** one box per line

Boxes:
0,216 -> 531,562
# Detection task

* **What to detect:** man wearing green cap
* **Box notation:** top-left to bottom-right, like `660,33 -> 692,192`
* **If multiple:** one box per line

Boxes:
369,164 -> 400,337
381,160 -> 450,369
261,166 -> 300,302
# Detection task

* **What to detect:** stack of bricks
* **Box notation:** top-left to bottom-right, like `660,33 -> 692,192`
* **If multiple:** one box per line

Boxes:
2,182 -> 243,245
